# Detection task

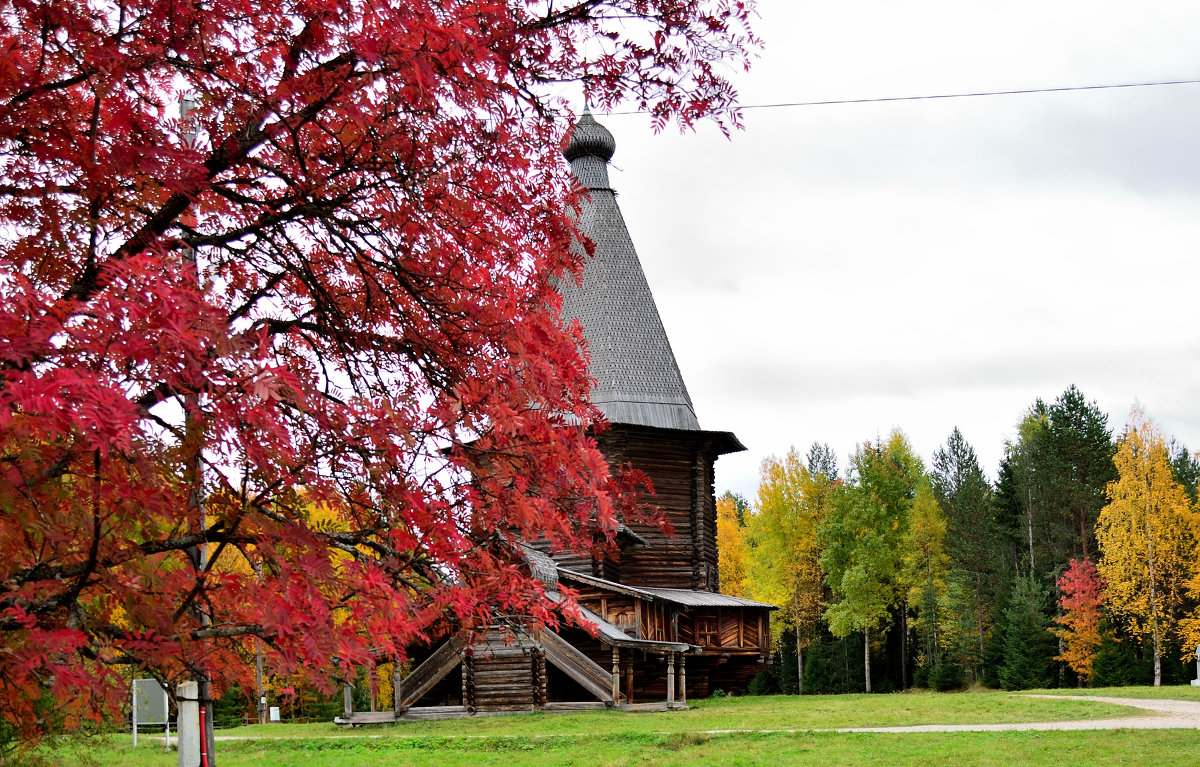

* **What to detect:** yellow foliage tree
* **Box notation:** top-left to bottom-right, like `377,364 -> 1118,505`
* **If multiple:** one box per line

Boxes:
746,447 -> 833,693
901,481 -> 952,678
717,496 -> 749,597
1096,408 -> 1196,686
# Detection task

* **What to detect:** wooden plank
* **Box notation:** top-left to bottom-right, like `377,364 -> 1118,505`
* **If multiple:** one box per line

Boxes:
617,702 -> 671,712
398,636 -> 464,709
397,706 -> 470,721
473,655 -> 532,666
471,648 -> 530,662
474,661 -> 534,671
544,702 -> 609,711
335,711 -> 397,725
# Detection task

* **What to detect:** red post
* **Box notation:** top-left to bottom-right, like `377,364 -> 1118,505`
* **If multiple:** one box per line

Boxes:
199,704 -> 210,767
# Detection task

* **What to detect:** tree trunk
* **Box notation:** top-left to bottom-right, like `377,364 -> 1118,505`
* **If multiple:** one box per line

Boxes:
1057,636 -> 1066,686
1146,503 -> 1161,687
795,622 -> 804,695
842,636 -> 849,694
900,606 -> 907,691
1025,477 -> 1035,574
976,570 -> 985,682
1153,622 -> 1162,687
1080,510 -> 1089,559
863,627 -> 872,694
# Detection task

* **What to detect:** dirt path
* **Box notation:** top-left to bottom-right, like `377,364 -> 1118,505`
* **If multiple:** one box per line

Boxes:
834,695 -> 1200,733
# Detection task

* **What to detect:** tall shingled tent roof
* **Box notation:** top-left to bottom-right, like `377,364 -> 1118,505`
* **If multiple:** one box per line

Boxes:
559,111 -> 703,431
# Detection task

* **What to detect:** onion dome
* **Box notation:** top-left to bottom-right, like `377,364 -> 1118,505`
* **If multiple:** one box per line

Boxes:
563,111 -> 616,190
563,110 -> 616,163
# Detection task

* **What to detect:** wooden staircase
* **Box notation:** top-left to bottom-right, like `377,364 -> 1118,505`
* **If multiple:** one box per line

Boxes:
396,635 -> 465,711
538,630 -> 618,704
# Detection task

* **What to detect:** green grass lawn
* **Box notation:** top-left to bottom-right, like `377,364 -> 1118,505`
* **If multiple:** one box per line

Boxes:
75,729 -> 1200,767
1025,684 -> 1200,701
25,687 -> 1200,767
201,690 -> 1141,740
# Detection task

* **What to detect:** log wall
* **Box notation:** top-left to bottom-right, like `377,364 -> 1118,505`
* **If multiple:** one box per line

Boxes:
466,633 -> 543,712
596,427 -> 720,591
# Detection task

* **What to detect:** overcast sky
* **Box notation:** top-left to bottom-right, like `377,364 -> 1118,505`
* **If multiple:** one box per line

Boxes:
591,0 -> 1200,499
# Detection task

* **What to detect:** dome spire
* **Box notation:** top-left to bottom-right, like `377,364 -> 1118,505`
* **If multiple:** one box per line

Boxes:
556,117 -> 702,432
564,111 -> 616,188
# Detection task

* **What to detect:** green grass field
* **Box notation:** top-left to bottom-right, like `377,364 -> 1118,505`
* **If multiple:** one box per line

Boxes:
80,730 -> 1200,767
24,687 -> 1200,767
1027,684 -> 1200,701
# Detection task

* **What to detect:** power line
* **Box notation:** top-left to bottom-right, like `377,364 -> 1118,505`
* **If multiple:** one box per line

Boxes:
609,78 -> 1200,114
741,78 -> 1200,110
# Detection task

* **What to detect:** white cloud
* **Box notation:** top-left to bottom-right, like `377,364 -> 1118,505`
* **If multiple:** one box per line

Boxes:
586,0 -> 1200,498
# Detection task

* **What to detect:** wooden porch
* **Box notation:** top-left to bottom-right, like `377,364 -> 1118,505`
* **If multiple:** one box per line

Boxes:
335,628 -> 692,724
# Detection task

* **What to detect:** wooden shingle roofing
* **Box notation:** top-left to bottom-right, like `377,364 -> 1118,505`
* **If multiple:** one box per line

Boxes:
557,567 -> 776,610
558,112 -> 702,432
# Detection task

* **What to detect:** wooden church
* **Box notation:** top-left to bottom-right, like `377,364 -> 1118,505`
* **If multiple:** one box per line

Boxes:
338,114 -> 774,723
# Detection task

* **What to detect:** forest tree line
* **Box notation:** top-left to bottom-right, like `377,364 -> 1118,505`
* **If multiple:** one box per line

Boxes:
717,385 -> 1200,693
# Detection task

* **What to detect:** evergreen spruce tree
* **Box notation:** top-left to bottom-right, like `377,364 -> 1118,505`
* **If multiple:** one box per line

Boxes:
1090,627 -> 1147,687
999,577 -> 1056,690
1044,386 -> 1116,565
1169,441 -> 1200,506
932,428 -> 1000,682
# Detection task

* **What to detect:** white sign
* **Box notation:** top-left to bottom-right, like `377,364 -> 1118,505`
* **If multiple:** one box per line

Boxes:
269,706 -> 281,722
134,678 -> 169,724
132,678 -> 170,751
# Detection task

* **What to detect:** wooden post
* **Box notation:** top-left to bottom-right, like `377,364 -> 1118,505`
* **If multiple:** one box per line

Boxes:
461,652 -> 470,710
611,647 -> 620,704
666,653 -> 676,707
342,681 -> 353,719
163,685 -> 170,752
537,649 -> 548,706
679,654 -> 686,706
394,665 -> 404,715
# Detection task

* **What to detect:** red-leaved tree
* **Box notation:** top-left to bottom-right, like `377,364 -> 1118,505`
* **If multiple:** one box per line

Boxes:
0,0 -> 755,743
1053,557 -> 1106,683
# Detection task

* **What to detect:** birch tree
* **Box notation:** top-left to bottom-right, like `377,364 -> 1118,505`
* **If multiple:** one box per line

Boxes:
819,431 -> 921,692
746,446 -> 832,693
1097,408 -> 1194,685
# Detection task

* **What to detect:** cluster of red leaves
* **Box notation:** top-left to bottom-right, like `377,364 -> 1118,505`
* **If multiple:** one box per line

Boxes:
1053,557 -> 1106,682
0,0 -> 755,742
